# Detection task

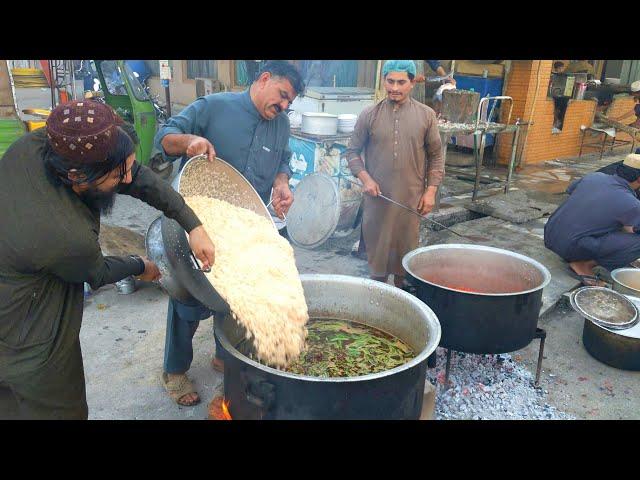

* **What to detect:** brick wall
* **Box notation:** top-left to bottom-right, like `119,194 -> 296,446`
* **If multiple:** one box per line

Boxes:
496,60 -> 597,165
604,96 -> 638,143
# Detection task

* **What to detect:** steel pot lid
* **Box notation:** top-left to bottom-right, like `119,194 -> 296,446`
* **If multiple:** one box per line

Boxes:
570,286 -> 639,330
286,173 -> 341,249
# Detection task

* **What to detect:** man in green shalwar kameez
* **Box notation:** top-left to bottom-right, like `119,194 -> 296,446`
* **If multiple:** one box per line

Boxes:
0,100 -> 216,419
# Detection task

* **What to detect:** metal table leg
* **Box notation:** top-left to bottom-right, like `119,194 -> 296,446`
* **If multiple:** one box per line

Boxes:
534,327 -> 547,387
435,132 -> 449,212
444,348 -> 452,387
472,131 -> 486,202
504,122 -> 521,194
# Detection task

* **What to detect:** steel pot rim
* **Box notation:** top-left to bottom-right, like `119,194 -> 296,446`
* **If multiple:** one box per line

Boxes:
402,243 -> 552,297
215,274 -> 441,383
611,268 -> 640,294
174,154 -> 276,230
569,286 -> 639,331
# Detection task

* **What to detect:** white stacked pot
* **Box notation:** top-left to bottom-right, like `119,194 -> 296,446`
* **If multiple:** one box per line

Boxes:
337,114 -> 357,133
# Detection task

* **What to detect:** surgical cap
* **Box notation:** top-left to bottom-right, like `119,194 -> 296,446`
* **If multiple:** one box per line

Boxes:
382,60 -> 417,78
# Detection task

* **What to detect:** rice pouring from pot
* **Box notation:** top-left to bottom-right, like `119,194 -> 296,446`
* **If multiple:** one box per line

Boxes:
185,195 -> 308,368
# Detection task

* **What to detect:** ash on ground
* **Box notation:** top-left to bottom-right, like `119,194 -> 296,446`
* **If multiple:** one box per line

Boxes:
426,348 -> 575,420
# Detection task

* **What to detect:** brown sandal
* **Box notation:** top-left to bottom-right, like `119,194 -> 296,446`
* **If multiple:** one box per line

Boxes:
162,372 -> 201,406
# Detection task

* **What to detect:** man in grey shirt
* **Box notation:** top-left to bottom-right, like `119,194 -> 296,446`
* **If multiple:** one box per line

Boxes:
154,60 -> 304,406
545,153 -> 640,285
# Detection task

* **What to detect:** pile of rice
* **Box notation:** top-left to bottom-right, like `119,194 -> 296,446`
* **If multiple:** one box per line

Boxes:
185,195 -> 308,368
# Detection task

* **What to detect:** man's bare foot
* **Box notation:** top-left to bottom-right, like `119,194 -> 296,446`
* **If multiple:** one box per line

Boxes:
569,260 -> 598,277
569,260 -> 607,286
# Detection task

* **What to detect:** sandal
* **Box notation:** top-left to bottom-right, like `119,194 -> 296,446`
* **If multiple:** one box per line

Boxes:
162,372 -> 201,406
567,267 -> 605,287
577,274 -> 602,287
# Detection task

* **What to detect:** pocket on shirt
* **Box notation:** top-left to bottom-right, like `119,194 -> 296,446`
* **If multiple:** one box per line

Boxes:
254,145 -> 282,186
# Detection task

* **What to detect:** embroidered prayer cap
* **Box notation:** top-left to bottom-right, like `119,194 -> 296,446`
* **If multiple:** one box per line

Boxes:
382,60 -> 417,78
623,153 -> 640,169
45,100 -> 124,165
631,81 -> 640,93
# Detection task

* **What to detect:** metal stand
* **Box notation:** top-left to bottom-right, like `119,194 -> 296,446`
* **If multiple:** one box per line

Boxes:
438,96 -> 518,203
427,351 -> 437,368
534,327 -> 547,388
472,132 -> 487,201
504,121 -> 522,194
441,328 -> 547,391
444,348 -> 452,387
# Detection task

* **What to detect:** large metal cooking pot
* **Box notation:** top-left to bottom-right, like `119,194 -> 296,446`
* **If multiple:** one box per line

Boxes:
215,274 -> 441,420
145,154 -> 275,312
402,244 -> 551,354
574,285 -> 640,371
583,314 -> 640,371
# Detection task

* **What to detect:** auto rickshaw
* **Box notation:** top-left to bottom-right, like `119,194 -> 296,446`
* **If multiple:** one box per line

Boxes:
14,60 -> 172,179
0,61 -> 27,158
90,60 -> 172,178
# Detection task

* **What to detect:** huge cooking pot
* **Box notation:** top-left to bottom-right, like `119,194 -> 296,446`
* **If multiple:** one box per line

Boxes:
402,244 -> 551,354
215,274 -> 441,420
146,154 -> 275,311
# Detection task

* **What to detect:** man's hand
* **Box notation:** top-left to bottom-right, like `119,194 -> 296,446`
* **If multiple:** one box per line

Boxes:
188,225 -> 216,271
357,171 -> 381,197
137,257 -> 161,282
272,174 -> 294,219
417,187 -> 438,216
186,136 -> 216,163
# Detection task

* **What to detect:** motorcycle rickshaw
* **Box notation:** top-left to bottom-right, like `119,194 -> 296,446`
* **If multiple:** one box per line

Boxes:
18,60 -> 172,179
92,60 -> 172,178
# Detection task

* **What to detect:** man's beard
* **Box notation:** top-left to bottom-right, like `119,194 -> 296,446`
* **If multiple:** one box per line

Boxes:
81,188 -> 117,215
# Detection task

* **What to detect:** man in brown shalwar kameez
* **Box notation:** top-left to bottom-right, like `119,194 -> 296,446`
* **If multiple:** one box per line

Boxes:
346,60 -> 444,287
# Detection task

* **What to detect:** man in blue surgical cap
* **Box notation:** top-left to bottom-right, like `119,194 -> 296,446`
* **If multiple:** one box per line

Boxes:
345,60 -> 444,287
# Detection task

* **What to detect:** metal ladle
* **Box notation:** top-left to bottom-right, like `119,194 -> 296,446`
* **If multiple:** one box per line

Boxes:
343,176 -> 489,242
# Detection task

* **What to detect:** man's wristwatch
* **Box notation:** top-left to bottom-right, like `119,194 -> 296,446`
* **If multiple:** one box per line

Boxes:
130,254 -> 146,275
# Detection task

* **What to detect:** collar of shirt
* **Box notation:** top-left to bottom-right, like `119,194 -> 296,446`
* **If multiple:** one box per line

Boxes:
612,174 -> 637,194
384,97 -> 412,111
240,88 -> 262,119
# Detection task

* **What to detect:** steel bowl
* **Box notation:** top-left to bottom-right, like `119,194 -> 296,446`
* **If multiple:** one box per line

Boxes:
611,268 -> 640,297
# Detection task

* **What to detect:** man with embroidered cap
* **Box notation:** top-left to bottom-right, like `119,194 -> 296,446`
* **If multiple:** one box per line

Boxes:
0,100 -> 216,419
545,153 -> 640,286
345,60 -> 444,287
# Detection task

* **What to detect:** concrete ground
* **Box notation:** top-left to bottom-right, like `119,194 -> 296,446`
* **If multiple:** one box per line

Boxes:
84,146 -> 639,420
11,86 -> 640,419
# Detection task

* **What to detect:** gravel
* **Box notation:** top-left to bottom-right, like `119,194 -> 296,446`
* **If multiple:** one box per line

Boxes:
426,348 -> 575,420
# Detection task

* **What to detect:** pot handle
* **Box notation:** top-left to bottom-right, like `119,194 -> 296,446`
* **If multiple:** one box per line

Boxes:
402,276 -> 418,295
190,250 -> 211,273
245,378 -> 276,411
